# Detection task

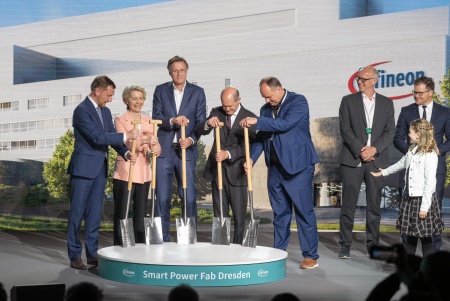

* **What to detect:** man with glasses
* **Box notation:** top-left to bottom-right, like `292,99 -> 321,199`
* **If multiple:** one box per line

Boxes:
393,76 -> 450,252
152,55 -> 206,242
338,66 -> 395,259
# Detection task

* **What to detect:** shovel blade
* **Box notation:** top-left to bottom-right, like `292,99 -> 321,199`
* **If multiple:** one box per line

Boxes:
242,219 -> 259,248
144,217 -> 163,245
120,218 -> 136,247
211,217 -> 231,245
176,217 -> 197,244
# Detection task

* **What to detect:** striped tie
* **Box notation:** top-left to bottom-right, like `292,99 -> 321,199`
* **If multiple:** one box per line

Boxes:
96,107 -> 104,128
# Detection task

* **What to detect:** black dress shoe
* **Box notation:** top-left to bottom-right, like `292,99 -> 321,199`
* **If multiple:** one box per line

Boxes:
70,258 -> 87,270
87,257 -> 98,266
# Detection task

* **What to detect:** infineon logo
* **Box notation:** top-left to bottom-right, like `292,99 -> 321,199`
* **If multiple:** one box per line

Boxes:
347,61 -> 425,100
123,268 -> 135,277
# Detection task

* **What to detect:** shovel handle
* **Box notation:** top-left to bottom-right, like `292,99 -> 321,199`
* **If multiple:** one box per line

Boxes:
215,122 -> 224,190
244,127 -> 252,192
181,125 -> 187,189
150,120 -> 162,190
128,120 -> 140,191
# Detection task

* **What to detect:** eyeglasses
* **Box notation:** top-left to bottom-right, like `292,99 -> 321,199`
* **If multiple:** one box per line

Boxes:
355,76 -> 375,84
412,90 -> 431,96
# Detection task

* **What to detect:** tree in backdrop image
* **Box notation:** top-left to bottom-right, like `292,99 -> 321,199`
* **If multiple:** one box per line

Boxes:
43,129 -> 211,204
43,129 -> 74,199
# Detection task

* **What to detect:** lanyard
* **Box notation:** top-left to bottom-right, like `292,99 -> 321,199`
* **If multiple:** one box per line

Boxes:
363,100 -> 375,135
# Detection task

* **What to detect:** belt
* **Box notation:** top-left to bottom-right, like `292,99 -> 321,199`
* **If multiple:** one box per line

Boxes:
171,143 -> 179,149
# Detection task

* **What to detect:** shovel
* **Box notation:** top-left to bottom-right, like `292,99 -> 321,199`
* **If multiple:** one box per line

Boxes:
242,126 -> 259,248
211,122 -> 231,245
120,119 -> 141,248
144,119 -> 163,245
176,124 -> 197,244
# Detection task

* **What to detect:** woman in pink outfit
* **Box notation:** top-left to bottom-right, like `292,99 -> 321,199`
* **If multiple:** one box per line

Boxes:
112,85 -> 161,245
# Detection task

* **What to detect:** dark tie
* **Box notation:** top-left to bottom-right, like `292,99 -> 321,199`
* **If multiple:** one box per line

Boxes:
422,106 -> 427,120
226,115 -> 231,129
96,107 -> 104,128
272,105 -> 280,118
225,115 -> 231,136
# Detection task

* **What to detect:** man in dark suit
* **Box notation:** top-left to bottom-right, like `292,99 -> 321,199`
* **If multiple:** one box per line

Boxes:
67,75 -> 138,269
240,77 -> 320,269
197,87 -> 256,244
152,56 -> 206,242
338,66 -> 395,259
393,76 -> 450,251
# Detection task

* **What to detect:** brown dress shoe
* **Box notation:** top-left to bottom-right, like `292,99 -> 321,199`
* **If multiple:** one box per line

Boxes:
300,258 -> 318,269
70,258 -> 87,270
87,257 -> 98,266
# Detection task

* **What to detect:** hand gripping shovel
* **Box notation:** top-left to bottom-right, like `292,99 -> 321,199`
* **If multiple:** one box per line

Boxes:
144,119 -> 163,245
211,122 -> 231,245
176,125 -> 197,244
242,126 -> 259,248
120,119 -> 141,247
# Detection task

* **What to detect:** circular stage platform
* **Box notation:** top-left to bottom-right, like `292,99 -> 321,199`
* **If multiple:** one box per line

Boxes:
98,243 -> 287,286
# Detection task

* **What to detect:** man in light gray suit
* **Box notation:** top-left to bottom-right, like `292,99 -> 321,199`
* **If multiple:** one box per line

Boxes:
338,66 -> 395,259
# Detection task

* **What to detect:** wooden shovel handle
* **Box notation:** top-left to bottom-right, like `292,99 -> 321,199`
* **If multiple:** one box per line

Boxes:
181,125 -> 186,189
128,121 -> 140,191
244,127 -> 252,192
215,122 -> 224,190
150,120 -> 162,189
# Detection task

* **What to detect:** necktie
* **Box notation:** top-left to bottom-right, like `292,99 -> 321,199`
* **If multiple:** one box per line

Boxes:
272,104 -> 280,118
422,106 -> 427,120
96,107 -> 104,128
226,115 -> 231,129
225,115 -> 231,136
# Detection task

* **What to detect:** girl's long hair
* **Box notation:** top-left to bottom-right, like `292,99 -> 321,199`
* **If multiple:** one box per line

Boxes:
409,118 -> 440,155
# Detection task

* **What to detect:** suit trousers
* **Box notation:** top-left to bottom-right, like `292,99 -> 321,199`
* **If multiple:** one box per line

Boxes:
155,147 -> 198,242
67,160 -> 107,260
212,176 -> 248,244
268,164 -> 319,260
112,179 -> 150,245
339,162 -> 384,250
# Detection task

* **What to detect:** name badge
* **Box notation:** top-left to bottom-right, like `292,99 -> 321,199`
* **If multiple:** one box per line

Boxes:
366,127 -> 372,135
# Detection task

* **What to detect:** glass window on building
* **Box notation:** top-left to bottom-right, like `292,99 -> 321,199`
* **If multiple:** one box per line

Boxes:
314,182 -> 342,207
225,77 -> 232,87
28,97 -> 50,110
63,94 -> 82,106
0,141 -> 11,151
0,101 -> 19,112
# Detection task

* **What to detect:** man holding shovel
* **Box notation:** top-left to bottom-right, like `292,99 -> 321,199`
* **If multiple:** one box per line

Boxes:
67,75 -> 139,269
197,87 -> 257,244
152,56 -> 206,242
240,77 -> 320,269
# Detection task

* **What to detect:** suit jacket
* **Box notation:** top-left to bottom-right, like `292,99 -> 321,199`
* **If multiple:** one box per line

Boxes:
250,90 -> 319,175
393,102 -> 450,175
68,97 -> 128,179
338,92 -> 395,168
197,105 -> 257,186
113,112 -> 155,183
152,81 -> 206,161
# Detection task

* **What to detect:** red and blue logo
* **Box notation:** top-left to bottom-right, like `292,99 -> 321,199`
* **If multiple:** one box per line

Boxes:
348,61 -> 425,100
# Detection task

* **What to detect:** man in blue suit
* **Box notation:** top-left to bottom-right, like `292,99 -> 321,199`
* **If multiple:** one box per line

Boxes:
240,77 -> 320,269
152,56 -> 206,242
67,75 -> 138,269
393,76 -> 450,251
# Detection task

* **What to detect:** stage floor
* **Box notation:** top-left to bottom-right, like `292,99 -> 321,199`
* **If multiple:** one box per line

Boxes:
1,224 -> 448,301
